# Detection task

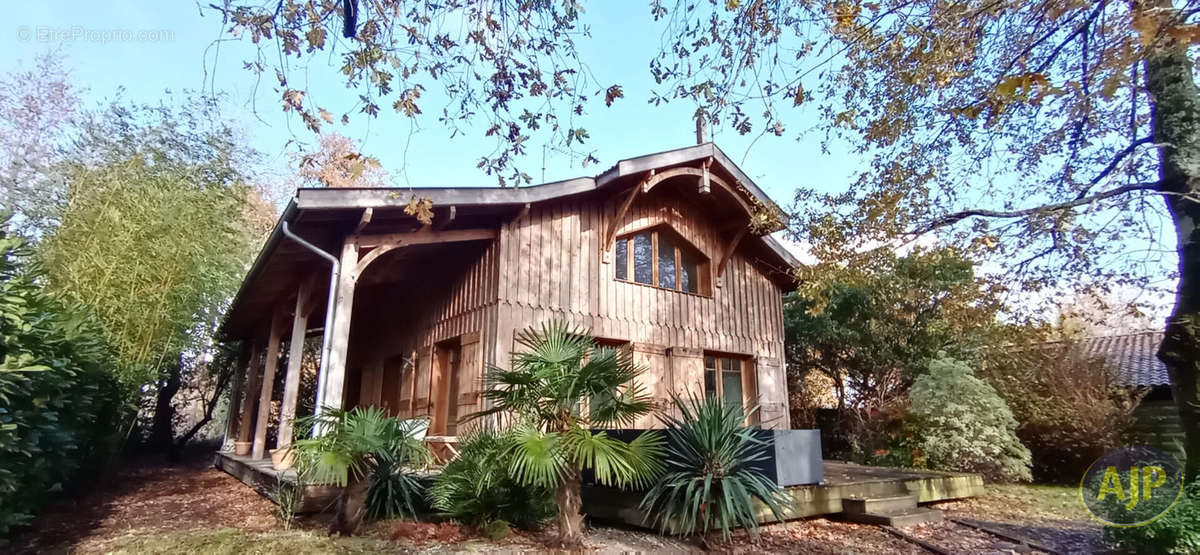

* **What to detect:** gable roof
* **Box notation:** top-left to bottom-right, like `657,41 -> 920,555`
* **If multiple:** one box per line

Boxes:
220,143 -> 800,339
290,142 -> 798,267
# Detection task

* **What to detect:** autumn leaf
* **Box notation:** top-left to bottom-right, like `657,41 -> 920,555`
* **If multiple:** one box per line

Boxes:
793,84 -> 805,106
1132,14 -> 1159,48
604,84 -> 624,107
392,85 -> 424,116
282,89 -> 305,112
319,108 -> 334,124
830,1 -> 861,30
403,196 -> 435,225
1166,24 -> 1200,45
305,26 -> 326,51
1099,75 -> 1123,100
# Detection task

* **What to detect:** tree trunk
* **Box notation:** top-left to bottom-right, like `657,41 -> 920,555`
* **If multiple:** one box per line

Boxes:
1142,0 -> 1200,481
150,359 -> 183,462
175,362 -> 236,449
332,473 -> 369,536
554,467 -> 585,547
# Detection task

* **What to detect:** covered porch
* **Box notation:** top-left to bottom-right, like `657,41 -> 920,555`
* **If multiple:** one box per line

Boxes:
219,197 -> 511,469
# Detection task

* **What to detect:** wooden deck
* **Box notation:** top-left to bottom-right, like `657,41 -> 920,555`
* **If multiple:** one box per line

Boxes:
582,460 -> 986,527
214,451 -> 340,513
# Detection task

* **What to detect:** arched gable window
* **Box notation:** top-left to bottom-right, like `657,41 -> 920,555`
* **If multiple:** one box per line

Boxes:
613,226 -> 710,295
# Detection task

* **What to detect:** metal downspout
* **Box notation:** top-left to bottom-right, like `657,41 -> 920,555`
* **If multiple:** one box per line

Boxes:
280,220 -> 340,434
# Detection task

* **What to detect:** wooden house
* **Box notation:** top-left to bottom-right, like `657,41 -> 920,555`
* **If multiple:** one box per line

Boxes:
219,143 -> 800,462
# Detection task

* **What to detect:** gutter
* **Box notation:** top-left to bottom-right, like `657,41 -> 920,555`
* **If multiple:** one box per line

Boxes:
280,219 -> 340,432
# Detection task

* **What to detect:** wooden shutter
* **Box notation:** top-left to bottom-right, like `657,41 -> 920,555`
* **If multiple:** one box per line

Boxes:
456,332 -> 484,432
742,358 -> 759,426
414,345 -> 433,417
398,351 -> 415,418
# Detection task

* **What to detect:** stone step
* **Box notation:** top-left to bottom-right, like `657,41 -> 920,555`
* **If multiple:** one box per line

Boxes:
843,507 -> 944,527
842,494 -> 918,515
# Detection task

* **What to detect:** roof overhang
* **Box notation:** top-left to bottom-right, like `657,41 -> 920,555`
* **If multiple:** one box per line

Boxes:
218,143 -> 800,339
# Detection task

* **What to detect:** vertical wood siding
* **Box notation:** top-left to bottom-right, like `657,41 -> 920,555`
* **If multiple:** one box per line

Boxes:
493,190 -> 790,428
346,186 -> 791,431
351,241 -> 500,423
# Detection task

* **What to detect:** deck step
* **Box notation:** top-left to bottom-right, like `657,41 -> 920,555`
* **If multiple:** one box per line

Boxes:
843,507 -> 944,527
842,494 -> 918,515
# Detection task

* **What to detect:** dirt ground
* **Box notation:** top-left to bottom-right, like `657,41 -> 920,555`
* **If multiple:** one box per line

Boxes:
9,453 -> 1102,554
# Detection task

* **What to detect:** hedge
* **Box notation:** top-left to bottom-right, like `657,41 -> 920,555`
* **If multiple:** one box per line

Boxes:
0,221 -> 126,536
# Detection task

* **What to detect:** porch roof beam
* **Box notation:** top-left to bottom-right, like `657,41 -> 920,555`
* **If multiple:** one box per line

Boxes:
353,228 -> 498,279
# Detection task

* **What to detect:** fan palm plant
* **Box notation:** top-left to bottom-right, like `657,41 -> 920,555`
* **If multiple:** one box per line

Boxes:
291,406 -> 429,535
473,321 -> 666,546
639,394 -> 789,543
427,425 -> 556,529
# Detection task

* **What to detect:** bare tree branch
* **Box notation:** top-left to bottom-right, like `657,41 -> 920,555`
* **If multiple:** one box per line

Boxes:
911,181 -> 1161,235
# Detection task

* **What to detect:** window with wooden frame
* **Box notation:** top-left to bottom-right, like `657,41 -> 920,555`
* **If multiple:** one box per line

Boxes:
703,355 -> 758,424
613,227 -> 710,295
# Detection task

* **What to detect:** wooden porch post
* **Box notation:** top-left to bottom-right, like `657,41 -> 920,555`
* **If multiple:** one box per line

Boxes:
223,341 -> 252,447
322,237 -> 359,413
277,279 -> 314,451
252,310 -> 287,459
237,338 -> 263,445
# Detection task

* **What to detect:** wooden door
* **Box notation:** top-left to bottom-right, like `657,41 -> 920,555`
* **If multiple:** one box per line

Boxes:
381,355 -> 403,415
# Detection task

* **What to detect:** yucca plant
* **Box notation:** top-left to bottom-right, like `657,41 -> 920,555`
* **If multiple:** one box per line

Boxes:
366,417 -> 433,520
639,394 -> 789,543
292,406 -> 429,535
428,425 -> 555,529
472,321 -> 666,546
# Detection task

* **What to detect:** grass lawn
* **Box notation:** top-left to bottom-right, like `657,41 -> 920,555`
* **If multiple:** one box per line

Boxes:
104,528 -> 397,555
951,483 -> 1091,521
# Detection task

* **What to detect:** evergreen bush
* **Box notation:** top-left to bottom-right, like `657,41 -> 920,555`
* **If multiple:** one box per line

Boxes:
0,219 -> 126,535
909,355 -> 1032,482
1105,478 -> 1200,554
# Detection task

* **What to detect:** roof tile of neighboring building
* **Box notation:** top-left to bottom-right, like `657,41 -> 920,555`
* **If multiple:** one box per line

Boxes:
1074,331 -> 1169,387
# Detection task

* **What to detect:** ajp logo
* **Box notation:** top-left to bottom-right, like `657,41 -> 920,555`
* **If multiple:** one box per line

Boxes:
1080,446 -> 1183,527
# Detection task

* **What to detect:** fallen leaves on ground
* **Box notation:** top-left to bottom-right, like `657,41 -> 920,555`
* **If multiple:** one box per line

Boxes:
11,452 -> 1103,554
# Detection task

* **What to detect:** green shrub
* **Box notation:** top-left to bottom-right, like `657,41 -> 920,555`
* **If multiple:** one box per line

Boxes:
428,426 -> 554,530
909,356 -> 1032,482
482,519 -> 511,540
0,220 -> 127,535
1106,479 -> 1200,554
366,464 -> 429,521
364,417 -> 431,521
269,477 -> 302,530
292,407 -> 430,534
639,395 -> 788,541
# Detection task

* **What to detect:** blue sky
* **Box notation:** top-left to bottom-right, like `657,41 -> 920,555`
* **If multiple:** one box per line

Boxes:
2,2 -> 852,205
2,2 -> 1175,324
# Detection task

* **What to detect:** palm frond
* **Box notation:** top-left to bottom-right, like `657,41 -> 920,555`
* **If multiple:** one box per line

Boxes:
429,426 -> 556,528
504,424 -> 568,489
